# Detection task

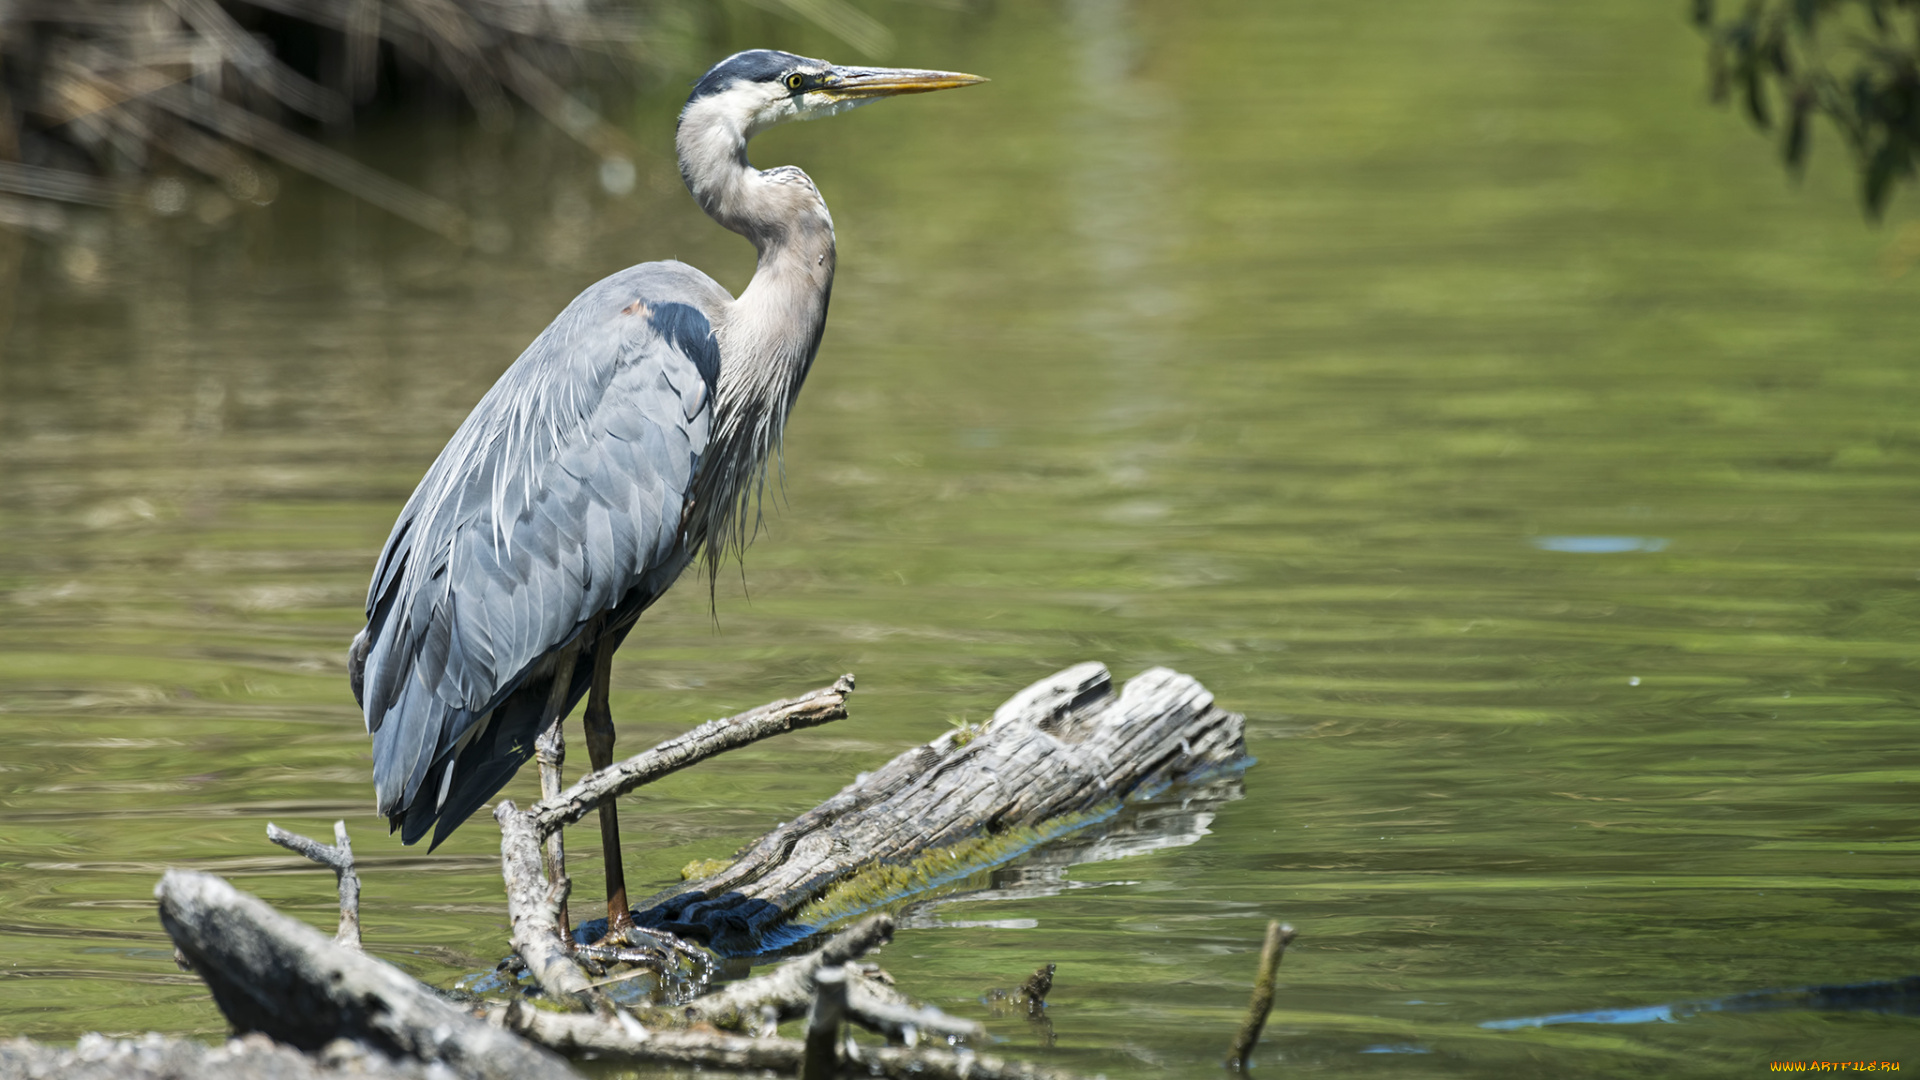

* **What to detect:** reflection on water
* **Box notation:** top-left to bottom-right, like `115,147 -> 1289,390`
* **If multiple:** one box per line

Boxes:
1484,974 -> 1920,1029
896,773 -> 1245,931
3,0 -> 1920,1076
1530,535 -> 1670,553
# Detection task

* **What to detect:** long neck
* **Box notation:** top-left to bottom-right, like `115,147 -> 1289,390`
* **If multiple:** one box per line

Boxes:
676,101 -> 837,572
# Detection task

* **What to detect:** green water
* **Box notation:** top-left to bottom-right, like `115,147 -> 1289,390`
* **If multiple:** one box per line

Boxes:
4,0 -> 1920,1074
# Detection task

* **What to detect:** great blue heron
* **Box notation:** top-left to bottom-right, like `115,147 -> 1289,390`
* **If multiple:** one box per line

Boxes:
348,50 -> 984,935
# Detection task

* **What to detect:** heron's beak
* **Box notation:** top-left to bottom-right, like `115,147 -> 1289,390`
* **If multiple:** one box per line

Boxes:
820,66 -> 987,102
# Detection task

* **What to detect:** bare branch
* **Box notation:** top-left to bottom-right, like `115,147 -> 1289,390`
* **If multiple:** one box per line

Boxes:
494,800 -> 604,1010
532,675 -> 855,839
0,161 -> 122,207
800,966 -> 847,1080
677,914 -> 892,1030
844,970 -> 982,1044
495,45 -> 637,163
265,820 -> 361,949
396,0 -> 513,126
668,913 -> 982,1043
1227,921 -> 1296,1070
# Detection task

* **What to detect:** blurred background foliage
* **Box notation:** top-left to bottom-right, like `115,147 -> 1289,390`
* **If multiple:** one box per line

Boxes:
13,0 -> 1920,239
0,0 -> 918,242
1694,0 -> 1920,218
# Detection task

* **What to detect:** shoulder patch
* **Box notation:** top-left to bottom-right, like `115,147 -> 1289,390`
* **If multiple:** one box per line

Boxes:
648,301 -> 720,397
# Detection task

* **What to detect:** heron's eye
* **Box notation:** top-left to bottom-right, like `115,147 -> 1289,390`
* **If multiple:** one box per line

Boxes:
785,73 -> 806,91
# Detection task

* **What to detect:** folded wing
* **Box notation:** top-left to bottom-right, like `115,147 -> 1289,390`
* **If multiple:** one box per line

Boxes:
350,262 -> 726,844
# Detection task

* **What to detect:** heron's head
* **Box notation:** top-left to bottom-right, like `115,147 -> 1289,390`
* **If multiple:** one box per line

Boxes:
681,49 -> 986,140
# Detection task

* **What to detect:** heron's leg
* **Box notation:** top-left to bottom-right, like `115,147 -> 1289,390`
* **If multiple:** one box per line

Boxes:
535,641 -> 582,937
581,641 -> 633,936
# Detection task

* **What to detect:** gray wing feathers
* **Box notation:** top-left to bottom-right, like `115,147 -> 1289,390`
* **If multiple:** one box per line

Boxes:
359,263 -> 724,817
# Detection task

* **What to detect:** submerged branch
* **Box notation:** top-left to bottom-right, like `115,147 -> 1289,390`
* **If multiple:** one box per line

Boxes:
1227,921 -> 1295,1070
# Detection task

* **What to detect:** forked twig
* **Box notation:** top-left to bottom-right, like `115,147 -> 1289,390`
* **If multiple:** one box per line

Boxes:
265,820 -> 361,950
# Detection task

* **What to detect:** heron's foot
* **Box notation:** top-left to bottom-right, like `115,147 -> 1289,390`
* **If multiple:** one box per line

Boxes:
587,921 -> 691,953
570,925 -> 714,1003
585,914 -> 635,949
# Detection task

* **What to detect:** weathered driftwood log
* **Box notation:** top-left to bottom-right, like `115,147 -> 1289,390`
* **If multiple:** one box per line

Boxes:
154,665 -> 1150,1080
634,664 -> 1246,953
265,821 -> 361,950
154,871 -> 575,1080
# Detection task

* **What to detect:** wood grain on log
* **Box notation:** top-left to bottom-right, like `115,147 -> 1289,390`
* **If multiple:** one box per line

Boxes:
633,664 -> 1245,953
154,870 -> 576,1080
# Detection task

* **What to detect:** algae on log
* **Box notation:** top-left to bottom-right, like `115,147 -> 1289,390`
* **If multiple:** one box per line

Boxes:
632,664 -> 1246,953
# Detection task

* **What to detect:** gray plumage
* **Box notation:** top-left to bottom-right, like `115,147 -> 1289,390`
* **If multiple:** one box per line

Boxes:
352,267 -> 723,846
349,50 -> 985,850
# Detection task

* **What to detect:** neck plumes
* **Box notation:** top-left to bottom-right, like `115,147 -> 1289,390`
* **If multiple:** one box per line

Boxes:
676,101 -> 837,575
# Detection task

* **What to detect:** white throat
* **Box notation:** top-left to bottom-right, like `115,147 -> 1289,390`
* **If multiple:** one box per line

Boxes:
676,83 -> 839,577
